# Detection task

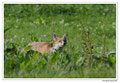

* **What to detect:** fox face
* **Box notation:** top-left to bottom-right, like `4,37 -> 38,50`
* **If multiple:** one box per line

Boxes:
25,33 -> 67,54
53,33 -> 67,50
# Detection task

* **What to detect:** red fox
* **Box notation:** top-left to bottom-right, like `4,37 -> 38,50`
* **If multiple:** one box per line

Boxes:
23,33 -> 67,54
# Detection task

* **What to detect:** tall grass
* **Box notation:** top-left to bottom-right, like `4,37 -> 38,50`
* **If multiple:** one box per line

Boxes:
4,4 -> 116,78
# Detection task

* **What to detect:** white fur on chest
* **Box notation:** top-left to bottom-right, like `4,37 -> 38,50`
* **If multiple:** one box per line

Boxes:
50,43 -> 64,53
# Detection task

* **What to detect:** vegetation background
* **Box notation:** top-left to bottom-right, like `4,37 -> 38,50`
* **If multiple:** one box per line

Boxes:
4,4 -> 116,78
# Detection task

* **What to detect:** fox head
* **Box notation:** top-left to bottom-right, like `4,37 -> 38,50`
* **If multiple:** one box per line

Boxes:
53,33 -> 67,50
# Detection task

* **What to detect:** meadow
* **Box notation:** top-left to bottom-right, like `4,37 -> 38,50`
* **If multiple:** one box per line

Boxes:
4,4 -> 116,78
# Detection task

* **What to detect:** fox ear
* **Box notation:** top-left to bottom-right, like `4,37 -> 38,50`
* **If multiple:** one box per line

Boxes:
63,33 -> 67,41
53,33 -> 58,40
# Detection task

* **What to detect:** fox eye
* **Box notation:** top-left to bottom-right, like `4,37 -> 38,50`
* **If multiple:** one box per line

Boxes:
59,40 -> 61,42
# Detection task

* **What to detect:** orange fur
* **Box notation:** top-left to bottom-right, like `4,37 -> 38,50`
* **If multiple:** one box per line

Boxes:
28,42 -> 53,54
26,34 -> 67,54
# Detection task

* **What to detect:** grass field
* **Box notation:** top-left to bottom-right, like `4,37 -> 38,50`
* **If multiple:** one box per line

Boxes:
4,4 -> 116,78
